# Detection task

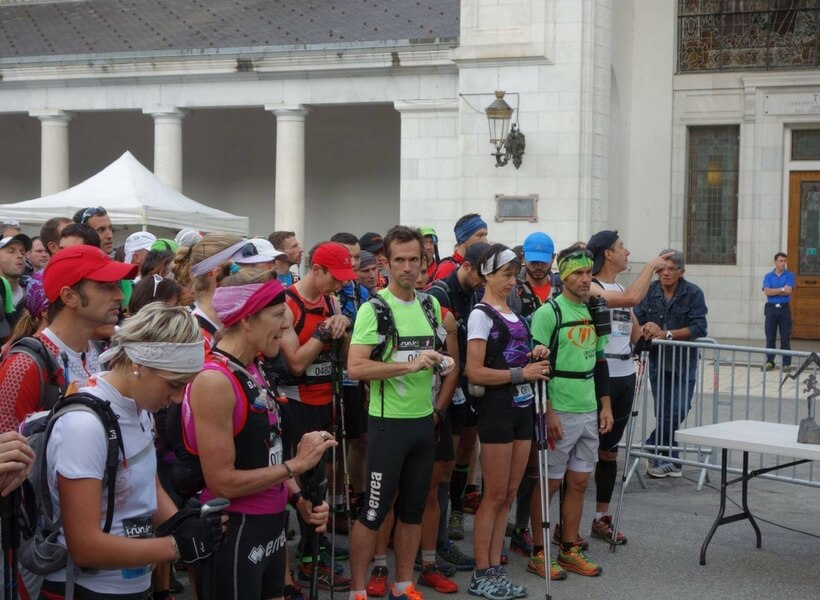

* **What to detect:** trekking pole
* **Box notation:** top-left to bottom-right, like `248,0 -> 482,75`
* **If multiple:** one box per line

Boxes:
303,451 -> 328,600
192,498 -> 231,600
331,339 -> 352,532
0,490 -> 20,600
533,379 -> 552,600
609,350 -> 649,553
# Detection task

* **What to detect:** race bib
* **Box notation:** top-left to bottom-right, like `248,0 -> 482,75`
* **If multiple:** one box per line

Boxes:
612,308 -> 632,336
269,433 -> 283,466
342,369 -> 358,386
306,361 -> 332,378
512,383 -> 534,407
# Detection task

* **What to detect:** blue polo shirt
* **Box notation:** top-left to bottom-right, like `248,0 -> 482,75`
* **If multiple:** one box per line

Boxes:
762,269 -> 795,304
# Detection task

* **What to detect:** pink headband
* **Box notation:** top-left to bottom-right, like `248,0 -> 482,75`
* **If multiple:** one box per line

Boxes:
212,279 -> 286,328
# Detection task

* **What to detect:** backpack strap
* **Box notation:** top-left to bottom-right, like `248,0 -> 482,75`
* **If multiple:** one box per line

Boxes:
7,336 -> 64,410
41,392 -> 125,534
417,292 -> 443,351
368,295 -> 398,362
546,299 -> 595,380
473,303 -> 511,358
286,288 -> 333,334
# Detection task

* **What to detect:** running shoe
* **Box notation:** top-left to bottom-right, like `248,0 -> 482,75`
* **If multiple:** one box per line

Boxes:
495,566 -> 526,598
417,563 -> 459,593
551,524 -> 589,550
590,514 -> 627,545
510,528 -> 533,555
367,566 -> 389,597
467,568 -> 512,600
556,545 -> 602,577
414,553 -> 457,577
463,490 -> 482,514
646,461 -> 682,478
297,562 -> 352,591
526,549 -> 566,581
437,540 -> 475,571
448,510 -> 465,540
388,583 -> 424,600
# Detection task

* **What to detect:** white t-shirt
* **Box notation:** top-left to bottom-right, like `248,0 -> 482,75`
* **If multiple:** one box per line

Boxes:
45,375 -> 157,594
594,281 -> 635,378
41,328 -> 100,390
467,307 -> 520,341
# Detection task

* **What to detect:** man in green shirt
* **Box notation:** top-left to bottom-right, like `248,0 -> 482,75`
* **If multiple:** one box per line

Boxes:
531,244 -> 613,579
347,226 -> 453,600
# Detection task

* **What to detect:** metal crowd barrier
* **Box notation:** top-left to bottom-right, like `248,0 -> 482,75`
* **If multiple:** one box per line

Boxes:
623,338 -> 819,491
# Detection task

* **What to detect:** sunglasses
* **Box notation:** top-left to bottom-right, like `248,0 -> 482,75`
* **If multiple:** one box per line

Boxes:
562,249 -> 594,262
239,242 -> 259,258
80,206 -> 107,224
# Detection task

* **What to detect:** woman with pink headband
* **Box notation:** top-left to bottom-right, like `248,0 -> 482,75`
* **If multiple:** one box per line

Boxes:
184,268 -> 335,600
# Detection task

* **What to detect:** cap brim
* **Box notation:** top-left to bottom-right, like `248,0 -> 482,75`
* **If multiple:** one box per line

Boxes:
85,261 -> 139,283
329,266 -> 358,282
592,255 -> 605,274
524,251 -> 553,264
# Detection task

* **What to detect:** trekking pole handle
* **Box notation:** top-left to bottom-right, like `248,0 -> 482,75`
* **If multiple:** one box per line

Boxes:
200,498 -> 231,517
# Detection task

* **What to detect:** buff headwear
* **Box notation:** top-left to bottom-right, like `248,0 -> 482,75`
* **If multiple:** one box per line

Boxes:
454,215 -> 487,245
212,279 -> 286,328
481,248 -> 519,276
558,250 -> 594,281
99,341 -> 205,373
25,272 -> 48,320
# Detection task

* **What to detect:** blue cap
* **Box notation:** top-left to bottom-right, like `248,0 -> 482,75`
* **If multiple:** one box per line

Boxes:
522,232 -> 554,264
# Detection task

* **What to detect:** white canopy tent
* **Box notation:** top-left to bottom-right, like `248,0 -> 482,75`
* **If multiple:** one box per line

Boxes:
0,151 -> 249,235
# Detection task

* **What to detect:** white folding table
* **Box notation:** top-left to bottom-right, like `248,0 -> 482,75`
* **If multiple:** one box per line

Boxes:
675,420 -> 820,565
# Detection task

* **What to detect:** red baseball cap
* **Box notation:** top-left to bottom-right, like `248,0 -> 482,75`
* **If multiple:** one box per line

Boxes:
43,244 -> 138,302
312,242 -> 357,282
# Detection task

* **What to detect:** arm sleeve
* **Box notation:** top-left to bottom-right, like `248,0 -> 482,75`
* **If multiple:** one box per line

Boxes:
594,359 -> 611,400
0,354 -> 43,431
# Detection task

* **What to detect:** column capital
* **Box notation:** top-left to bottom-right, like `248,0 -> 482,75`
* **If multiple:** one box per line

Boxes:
265,104 -> 309,120
143,107 -> 188,120
29,109 -> 75,124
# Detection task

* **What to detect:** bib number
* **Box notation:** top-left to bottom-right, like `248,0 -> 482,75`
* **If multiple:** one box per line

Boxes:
512,383 -> 534,408
306,362 -> 332,378
269,434 -> 283,466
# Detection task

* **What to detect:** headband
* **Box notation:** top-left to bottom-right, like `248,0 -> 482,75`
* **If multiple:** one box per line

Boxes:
454,216 -> 487,245
481,249 -> 518,276
558,253 -> 594,280
99,341 -> 204,373
190,239 -> 248,277
212,279 -> 286,328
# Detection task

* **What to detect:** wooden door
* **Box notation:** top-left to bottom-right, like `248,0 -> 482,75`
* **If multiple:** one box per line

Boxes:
788,172 -> 820,339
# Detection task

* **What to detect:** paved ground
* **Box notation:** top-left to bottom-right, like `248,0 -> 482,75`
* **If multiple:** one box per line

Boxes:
173,337 -> 820,600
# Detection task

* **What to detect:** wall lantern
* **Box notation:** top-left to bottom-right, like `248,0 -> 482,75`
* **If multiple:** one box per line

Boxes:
485,91 -> 525,169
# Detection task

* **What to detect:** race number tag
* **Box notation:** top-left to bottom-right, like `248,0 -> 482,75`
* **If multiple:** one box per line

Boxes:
306,361 -> 332,378
512,383 -> 534,407
612,308 -> 632,336
342,369 -> 358,386
269,434 -> 283,466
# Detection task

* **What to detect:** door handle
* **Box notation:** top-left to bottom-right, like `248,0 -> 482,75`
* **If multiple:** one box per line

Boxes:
804,280 -> 817,285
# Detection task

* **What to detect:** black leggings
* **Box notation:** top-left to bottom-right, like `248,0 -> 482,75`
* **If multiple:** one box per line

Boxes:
359,415 -> 435,530
200,511 -> 287,600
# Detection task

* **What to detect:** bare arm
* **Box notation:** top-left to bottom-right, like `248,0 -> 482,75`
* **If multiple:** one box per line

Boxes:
435,312 -> 460,413
59,476 -> 177,569
465,339 -> 549,386
278,308 -> 326,376
191,370 -> 333,499
590,254 -> 671,308
347,343 -> 444,381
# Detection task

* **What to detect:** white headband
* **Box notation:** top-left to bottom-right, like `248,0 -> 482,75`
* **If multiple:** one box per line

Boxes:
190,239 -> 248,277
481,249 -> 518,276
99,341 -> 204,373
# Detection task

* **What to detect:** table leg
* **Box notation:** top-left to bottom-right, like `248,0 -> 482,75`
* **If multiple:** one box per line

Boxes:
699,448 -> 728,565
740,451 -> 762,549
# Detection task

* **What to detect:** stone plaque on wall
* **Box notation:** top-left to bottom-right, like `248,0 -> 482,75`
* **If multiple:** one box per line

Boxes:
764,93 -> 820,116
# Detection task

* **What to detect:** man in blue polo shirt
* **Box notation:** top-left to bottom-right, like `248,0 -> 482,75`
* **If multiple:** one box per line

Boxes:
761,252 -> 795,372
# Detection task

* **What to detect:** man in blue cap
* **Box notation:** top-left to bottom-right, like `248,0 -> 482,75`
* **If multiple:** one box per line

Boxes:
432,214 -> 488,281
508,231 -> 555,320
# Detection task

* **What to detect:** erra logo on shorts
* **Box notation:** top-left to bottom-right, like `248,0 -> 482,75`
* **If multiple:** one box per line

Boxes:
248,529 -> 287,564
366,471 -> 383,521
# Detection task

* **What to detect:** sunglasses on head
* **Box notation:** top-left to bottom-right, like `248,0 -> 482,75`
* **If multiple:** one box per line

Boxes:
239,242 -> 259,258
80,206 -> 107,224
561,249 -> 594,262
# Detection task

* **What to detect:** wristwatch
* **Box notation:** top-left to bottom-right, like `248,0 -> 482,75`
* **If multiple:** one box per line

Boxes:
665,331 -> 673,340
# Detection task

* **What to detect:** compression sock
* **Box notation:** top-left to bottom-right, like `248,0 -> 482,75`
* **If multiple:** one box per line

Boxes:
450,464 -> 469,512
437,481 -> 449,547
595,458 -> 618,505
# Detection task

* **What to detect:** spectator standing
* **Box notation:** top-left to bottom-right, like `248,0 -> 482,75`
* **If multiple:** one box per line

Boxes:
761,252 -> 795,371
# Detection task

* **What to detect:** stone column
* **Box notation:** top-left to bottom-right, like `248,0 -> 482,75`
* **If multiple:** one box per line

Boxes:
144,108 -> 187,191
266,105 -> 308,240
30,110 -> 74,196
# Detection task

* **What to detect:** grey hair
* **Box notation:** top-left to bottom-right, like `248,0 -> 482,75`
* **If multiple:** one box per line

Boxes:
660,248 -> 685,271
106,303 -> 202,371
